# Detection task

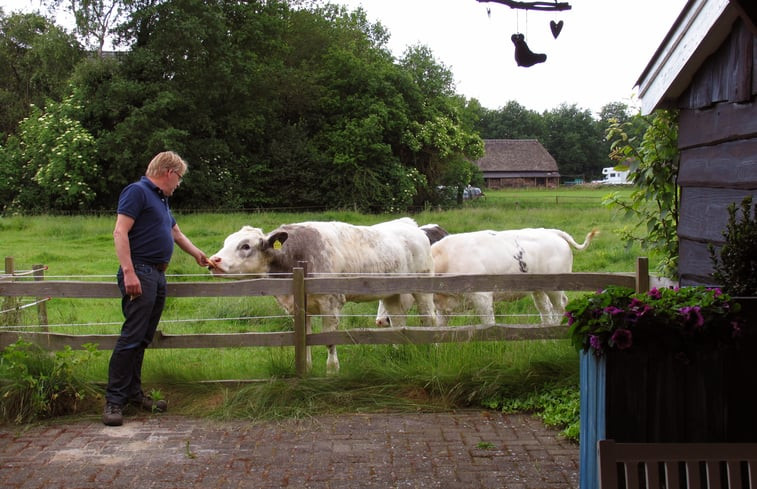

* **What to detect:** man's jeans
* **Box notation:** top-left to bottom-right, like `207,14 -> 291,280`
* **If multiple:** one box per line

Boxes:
105,264 -> 166,406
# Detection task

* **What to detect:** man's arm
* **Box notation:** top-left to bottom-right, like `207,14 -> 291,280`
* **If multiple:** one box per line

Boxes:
172,223 -> 209,267
114,214 -> 141,297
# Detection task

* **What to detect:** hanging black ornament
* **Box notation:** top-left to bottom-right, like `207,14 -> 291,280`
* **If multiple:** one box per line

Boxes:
550,20 -> 564,38
511,33 -> 546,67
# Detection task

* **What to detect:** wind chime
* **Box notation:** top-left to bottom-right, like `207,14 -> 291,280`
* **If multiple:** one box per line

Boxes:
479,0 -> 572,68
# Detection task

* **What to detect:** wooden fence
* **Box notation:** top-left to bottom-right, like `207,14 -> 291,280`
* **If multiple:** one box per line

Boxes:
1,257 -> 653,376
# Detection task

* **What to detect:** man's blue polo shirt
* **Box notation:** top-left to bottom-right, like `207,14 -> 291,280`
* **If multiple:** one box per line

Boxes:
117,176 -> 177,265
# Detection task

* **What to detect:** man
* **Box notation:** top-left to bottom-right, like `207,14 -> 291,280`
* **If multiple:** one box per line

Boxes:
103,151 -> 210,426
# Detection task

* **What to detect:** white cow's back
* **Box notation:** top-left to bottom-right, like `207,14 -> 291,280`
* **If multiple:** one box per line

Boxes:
432,228 -> 578,275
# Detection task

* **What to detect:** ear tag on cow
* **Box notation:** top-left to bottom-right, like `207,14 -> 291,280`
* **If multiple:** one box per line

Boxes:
273,240 -> 282,250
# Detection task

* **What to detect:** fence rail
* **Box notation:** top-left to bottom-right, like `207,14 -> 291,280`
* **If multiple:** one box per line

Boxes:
1,257 -> 653,375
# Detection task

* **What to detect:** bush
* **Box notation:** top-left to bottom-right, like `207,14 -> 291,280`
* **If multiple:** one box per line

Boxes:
0,340 -> 101,424
0,95 -> 99,212
709,196 -> 757,296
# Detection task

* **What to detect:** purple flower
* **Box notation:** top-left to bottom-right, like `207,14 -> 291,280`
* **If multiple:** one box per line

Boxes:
679,306 -> 704,328
589,335 -> 603,352
604,306 -> 624,316
610,329 -> 633,349
565,312 -> 575,326
626,299 -> 651,324
648,288 -> 661,300
629,298 -> 651,315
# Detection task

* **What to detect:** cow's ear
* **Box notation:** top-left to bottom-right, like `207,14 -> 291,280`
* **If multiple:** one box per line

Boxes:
267,231 -> 288,250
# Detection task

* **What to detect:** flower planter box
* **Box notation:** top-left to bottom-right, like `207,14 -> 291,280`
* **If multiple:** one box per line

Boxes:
603,340 -> 757,443
577,295 -> 757,489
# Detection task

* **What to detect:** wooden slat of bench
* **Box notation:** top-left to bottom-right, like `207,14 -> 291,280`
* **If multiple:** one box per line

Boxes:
597,439 -> 757,489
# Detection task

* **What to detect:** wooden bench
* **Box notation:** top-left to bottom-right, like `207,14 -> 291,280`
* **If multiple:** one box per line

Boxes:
597,439 -> 757,489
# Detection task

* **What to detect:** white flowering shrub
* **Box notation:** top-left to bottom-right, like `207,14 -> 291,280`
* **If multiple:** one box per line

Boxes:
1,94 -> 98,212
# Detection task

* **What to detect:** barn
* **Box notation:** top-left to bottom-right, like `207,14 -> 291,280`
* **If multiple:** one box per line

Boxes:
473,139 -> 560,189
635,0 -> 757,286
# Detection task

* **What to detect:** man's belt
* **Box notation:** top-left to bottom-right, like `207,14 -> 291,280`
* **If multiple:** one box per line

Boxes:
133,263 -> 169,272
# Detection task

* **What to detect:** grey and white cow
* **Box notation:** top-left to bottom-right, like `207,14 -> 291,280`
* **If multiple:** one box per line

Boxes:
377,227 -> 598,326
208,217 -> 436,373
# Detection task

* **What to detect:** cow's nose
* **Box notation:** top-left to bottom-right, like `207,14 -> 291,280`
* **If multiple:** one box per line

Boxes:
208,256 -> 222,269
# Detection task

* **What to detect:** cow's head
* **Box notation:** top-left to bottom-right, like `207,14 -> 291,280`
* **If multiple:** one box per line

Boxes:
209,226 -> 289,277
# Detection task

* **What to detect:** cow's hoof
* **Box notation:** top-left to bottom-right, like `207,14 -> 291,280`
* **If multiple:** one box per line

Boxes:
326,360 -> 340,375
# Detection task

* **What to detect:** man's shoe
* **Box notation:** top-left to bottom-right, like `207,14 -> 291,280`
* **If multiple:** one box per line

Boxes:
131,395 -> 167,413
102,402 -> 123,426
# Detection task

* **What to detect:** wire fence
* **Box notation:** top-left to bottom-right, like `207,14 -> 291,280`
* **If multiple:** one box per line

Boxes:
1,255 -> 651,376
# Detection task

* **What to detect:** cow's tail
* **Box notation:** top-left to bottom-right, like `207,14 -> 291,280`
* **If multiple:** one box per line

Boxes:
555,228 -> 599,250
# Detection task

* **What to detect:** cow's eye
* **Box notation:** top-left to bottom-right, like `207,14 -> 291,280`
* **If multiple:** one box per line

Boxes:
239,244 -> 251,251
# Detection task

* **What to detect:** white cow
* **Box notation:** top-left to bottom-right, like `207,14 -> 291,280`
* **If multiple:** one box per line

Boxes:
375,223 -> 449,327
208,217 -> 436,373
377,228 -> 598,326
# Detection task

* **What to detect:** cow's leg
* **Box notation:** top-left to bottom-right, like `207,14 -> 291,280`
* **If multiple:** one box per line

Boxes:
470,292 -> 495,325
434,294 -> 452,327
317,295 -> 344,374
379,295 -> 407,327
546,291 -> 568,323
530,291 -> 556,324
321,314 -> 340,374
375,300 -> 391,326
412,292 -> 436,326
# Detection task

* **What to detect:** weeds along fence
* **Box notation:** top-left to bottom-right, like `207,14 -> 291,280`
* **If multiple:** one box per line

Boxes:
1,257 -> 652,376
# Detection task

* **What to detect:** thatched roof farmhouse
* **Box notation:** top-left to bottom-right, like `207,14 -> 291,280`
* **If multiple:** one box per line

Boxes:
474,139 -> 560,189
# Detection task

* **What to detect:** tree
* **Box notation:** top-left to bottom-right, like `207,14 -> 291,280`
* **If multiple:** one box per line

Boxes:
0,11 -> 83,137
541,103 -> 606,179
70,0 -> 292,209
42,0 -> 128,54
397,45 -> 484,206
597,101 -> 645,172
38,0 -> 484,211
277,4 -> 422,212
476,100 -> 544,140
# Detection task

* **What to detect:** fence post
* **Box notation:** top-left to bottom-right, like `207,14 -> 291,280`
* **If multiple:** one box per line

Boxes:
33,265 -> 48,330
635,257 -> 649,293
2,257 -> 21,327
293,264 -> 308,377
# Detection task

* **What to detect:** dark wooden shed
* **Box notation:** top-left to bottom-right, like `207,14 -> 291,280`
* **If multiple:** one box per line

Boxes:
474,139 -> 560,189
635,0 -> 757,285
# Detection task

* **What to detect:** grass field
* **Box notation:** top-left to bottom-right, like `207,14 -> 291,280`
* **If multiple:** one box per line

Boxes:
0,186 -> 656,429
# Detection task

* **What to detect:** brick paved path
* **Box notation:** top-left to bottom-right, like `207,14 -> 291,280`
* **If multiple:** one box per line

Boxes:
0,410 -> 578,489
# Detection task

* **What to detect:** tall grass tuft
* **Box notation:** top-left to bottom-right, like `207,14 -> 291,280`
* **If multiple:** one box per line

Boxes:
211,340 -> 579,425
0,340 -> 102,424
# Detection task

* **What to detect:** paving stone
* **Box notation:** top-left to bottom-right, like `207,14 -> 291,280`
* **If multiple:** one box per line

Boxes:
0,411 -> 578,488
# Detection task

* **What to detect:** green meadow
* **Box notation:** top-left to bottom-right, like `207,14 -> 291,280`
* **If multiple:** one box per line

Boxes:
0,186 -> 655,429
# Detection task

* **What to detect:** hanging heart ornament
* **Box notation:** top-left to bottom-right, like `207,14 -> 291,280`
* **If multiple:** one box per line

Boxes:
550,20 -> 564,38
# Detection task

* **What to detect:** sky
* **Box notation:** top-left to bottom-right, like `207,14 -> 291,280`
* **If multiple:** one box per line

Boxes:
4,0 -> 688,116
338,0 -> 688,115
